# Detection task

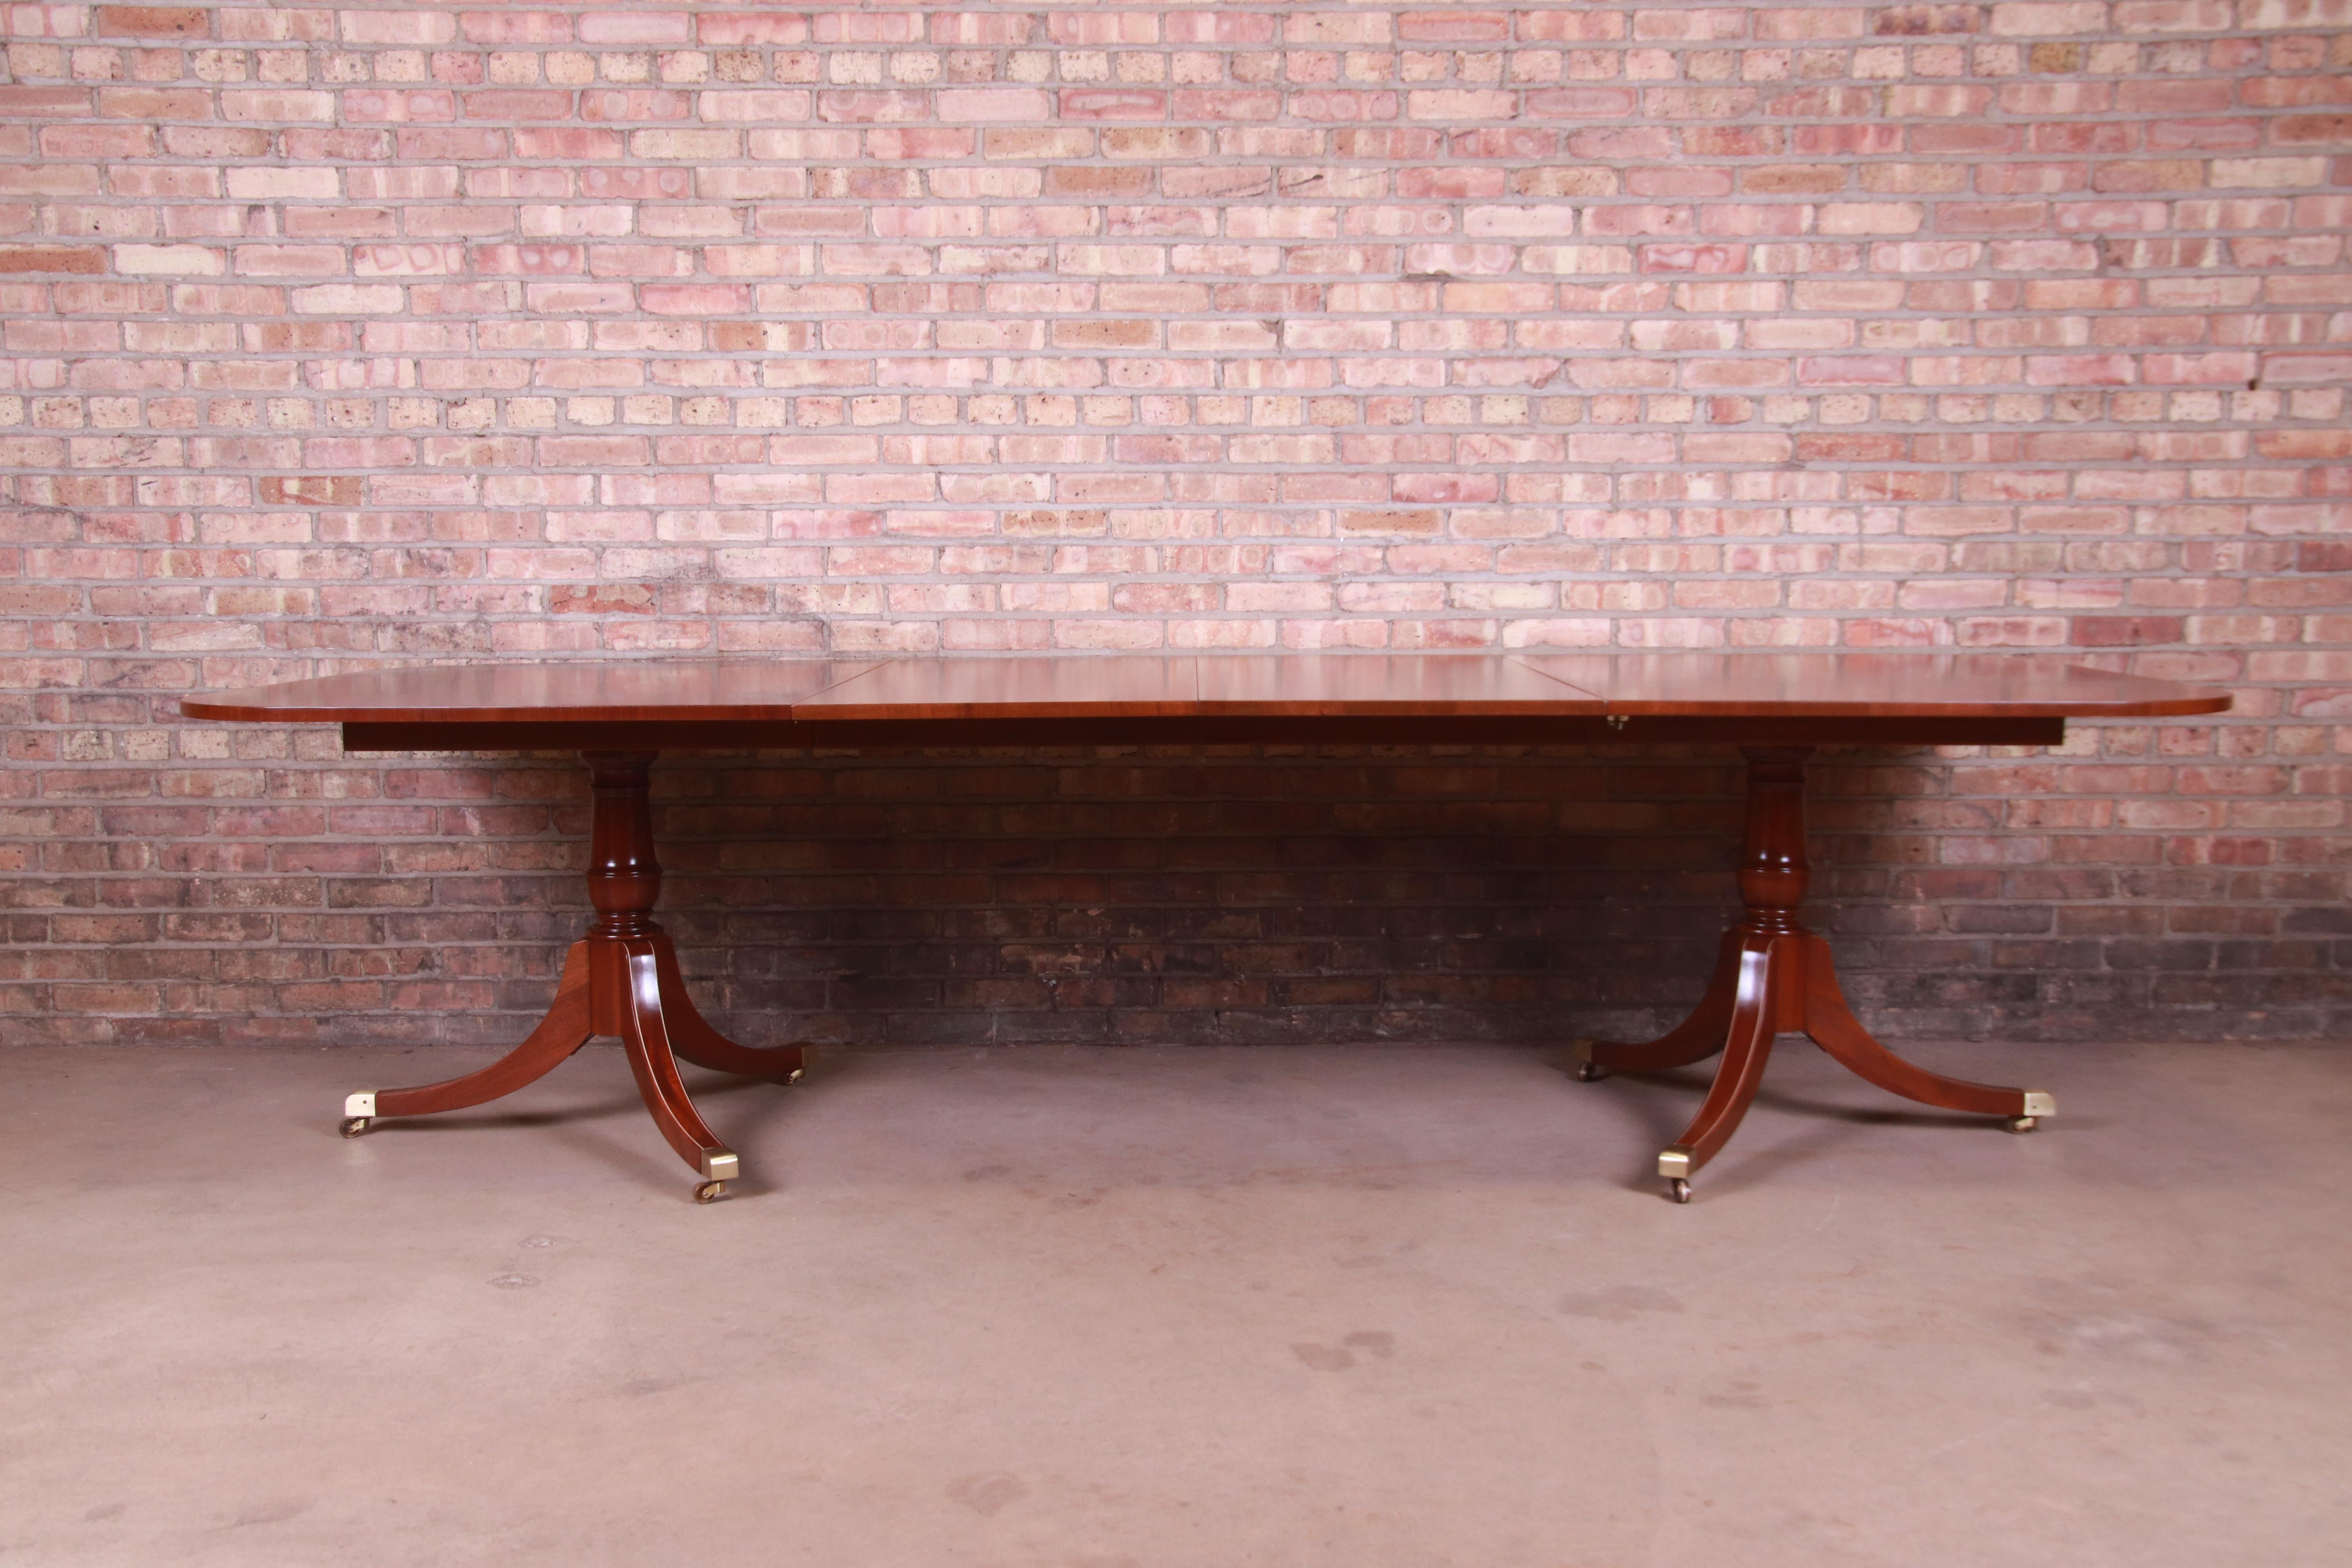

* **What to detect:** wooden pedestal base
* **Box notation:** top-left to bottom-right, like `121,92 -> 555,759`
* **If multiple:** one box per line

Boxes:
1575,747 -> 2052,1203
338,745 -> 2049,1207
338,753 -> 811,1202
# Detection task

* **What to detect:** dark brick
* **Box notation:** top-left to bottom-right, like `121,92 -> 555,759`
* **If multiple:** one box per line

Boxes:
0,245 -> 105,274
96,6 -> 210,37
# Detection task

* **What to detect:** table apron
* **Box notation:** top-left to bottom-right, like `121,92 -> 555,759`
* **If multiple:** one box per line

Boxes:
340,715 -> 2069,752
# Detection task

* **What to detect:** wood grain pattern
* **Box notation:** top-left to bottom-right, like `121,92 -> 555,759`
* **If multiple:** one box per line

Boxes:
180,659 -> 888,724
793,654 -> 1201,720
1195,653 -> 1605,715
184,651 -> 2230,730
1514,652 -> 2229,718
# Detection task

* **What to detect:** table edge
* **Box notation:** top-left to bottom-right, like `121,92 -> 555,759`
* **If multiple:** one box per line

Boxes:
179,655 -> 2236,729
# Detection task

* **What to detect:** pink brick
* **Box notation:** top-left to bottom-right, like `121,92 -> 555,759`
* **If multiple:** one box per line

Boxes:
461,11 -> 573,45
1164,11 -> 1278,43
1991,4 -> 2114,32
1521,10 -> 1628,40
576,11 -> 690,45
339,11 -> 454,46
2112,0 -> 2232,26
699,12 -> 811,45
1399,9 -> 1512,41
699,91 -> 813,123
938,89 -> 1052,122
639,283 -> 750,316
1060,90 -> 1167,123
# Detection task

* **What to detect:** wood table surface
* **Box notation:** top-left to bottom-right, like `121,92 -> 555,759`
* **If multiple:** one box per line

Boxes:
184,651 -> 2228,751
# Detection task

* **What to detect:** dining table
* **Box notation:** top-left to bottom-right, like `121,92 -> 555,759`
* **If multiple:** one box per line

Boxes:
183,652 -> 2230,1204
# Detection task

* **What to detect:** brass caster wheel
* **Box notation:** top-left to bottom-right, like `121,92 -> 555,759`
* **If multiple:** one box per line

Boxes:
339,1116 -> 371,1138
1570,1039 -> 1607,1082
693,1180 -> 729,1204
1668,1178 -> 1692,1205
2005,1115 -> 2038,1134
783,1067 -> 804,1087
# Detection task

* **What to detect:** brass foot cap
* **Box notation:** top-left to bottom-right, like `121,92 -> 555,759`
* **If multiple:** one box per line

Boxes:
1657,1145 -> 1694,1180
701,1149 -> 740,1183
344,1091 -> 377,1119
2021,1091 -> 2056,1119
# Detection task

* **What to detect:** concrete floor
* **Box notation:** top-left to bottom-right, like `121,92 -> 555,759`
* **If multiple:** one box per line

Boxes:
0,1038 -> 2346,1567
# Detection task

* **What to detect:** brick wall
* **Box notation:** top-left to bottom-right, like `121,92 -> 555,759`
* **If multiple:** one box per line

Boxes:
2,2 -> 2347,1050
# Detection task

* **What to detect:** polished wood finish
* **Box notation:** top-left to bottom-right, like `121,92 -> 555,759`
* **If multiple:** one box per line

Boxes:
352,750 -> 808,1194
181,658 -> 886,725
1517,651 -> 2228,718
797,653 -> 1201,720
1192,652 -> 1604,715
372,942 -> 593,1120
338,713 -> 2069,752
187,650 -> 2230,728
187,653 -> 2229,1200
1581,746 -> 2041,1187
190,651 -> 2221,755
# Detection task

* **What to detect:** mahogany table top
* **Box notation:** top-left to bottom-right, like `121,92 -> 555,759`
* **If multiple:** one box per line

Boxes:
183,652 -> 2230,751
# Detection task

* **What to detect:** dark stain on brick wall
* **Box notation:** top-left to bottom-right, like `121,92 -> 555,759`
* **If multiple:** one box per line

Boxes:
8,746 -> 2339,1051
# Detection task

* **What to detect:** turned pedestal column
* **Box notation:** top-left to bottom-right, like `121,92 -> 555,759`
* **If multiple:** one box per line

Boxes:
336,752 -> 814,1203
1573,746 -> 2054,1203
